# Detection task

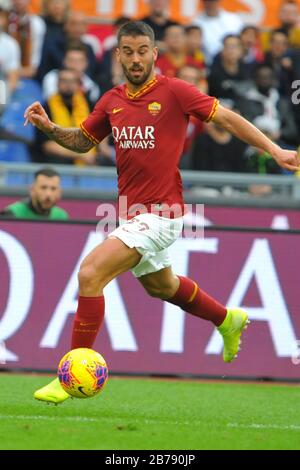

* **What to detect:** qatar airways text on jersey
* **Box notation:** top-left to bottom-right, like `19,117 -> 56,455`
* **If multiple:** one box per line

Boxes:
112,126 -> 155,149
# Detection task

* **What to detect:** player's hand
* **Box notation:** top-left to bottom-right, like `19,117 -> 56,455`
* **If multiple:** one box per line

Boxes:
272,147 -> 300,172
24,101 -> 54,133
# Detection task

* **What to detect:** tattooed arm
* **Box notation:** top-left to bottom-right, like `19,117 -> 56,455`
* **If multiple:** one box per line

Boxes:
45,125 -> 94,153
24,101 -> 95,153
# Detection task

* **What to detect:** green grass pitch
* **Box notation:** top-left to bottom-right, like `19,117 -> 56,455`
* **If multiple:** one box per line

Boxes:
1,373 -> 300,450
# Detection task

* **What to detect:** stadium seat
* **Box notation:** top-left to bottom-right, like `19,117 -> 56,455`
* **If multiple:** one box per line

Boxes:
0,79 -> 43,143
5,171 -> 31,186
0,141 -> 30,163
78,176 -> 117,190
60,174 -> 78,188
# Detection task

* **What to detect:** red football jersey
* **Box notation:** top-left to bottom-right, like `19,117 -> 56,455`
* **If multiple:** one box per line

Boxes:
81,75 -> 218,218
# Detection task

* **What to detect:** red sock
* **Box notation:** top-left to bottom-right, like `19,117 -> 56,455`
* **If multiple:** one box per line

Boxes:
71,296 -> 105,349
168,276 -> 227,326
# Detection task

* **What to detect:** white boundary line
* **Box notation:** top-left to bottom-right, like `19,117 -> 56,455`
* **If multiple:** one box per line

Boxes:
228,423 -> 300,431
0,415 -> 98,422
3,415 -> 300,430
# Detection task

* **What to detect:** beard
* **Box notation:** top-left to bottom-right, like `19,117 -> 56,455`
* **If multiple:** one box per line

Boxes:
30,197 -> 54,215
121,60 -> 154,86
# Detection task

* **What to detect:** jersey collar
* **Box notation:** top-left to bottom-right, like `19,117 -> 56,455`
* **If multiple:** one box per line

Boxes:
125,76 -> 158,100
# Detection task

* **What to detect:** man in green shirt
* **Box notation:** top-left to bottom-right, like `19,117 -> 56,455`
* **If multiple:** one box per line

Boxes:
0,167 -> 69,220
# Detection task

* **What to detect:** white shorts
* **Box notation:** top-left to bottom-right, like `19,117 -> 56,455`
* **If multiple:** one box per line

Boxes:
108,213 -> 183,278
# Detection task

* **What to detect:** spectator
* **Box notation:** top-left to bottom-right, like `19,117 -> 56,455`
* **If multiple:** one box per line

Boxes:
245,147 -> 283,176
263,29 -> 291,96
156,24 -> 204,78
240,25 -> 264,71
243,116 -> 284,195
42,44 -> 100,106
0,3 -> 20,108
102,16 -> 131,52
193,0 -> 244,64
37,11 -> 98,81
63,10 -> 101,58
238,64 -> 298,147
8,0 -> 46,78
185,24 -> 206,67
141,0 -> 178,52
191,116 -> 248,173
0,167 -> 69,219
283,48 -> 300,142
208,34 -> 249,107
178,62 -> 207,92
98,44 -> 124,92
288,18 -> 300,48
33,68 -> 96,166
277,0 -> 300,36
177,65 -> 205,169
98,17 -> 130,92
41,0 -> 70,37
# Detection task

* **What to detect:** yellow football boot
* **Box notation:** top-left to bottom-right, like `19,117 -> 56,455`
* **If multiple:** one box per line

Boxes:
34,378 -> 70,405
217,308 -> 250,363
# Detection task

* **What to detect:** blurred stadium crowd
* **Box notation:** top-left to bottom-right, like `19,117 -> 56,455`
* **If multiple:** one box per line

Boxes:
0,0 -> 300,179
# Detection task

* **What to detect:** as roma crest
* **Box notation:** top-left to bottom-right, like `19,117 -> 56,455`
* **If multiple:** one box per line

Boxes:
148,101 -> 162,115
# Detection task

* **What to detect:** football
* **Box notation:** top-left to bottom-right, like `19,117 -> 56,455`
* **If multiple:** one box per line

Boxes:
57,348 -> 108,398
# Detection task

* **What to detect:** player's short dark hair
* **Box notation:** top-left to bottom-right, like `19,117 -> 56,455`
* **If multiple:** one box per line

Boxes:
117,21 -> 155,45
34,168 -> 61,180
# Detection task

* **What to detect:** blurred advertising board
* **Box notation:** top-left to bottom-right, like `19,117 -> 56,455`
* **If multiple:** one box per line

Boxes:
1,219 -> 300,379
1,196 -> 300,228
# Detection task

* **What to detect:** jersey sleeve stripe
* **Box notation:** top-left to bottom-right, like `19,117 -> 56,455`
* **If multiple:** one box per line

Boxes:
205,98 -> 220,123
80,123 -> 100,145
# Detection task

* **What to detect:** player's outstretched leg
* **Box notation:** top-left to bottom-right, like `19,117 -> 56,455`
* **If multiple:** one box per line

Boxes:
140,271 -> 249,363
34,237 -> 141,404
167,276 -> 250,363
168,277 -> 250,363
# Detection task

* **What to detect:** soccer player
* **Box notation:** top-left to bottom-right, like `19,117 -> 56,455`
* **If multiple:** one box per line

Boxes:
0,167 -> 68,220
24,21 -> 299,404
